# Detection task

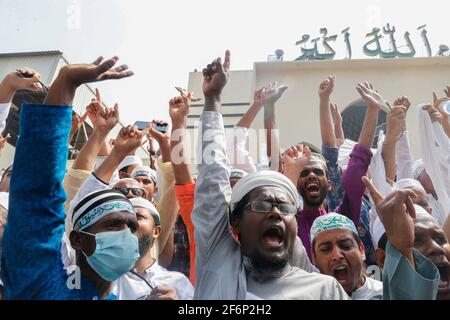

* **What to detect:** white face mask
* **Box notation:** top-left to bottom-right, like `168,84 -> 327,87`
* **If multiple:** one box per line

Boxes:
80,228 -> 140,281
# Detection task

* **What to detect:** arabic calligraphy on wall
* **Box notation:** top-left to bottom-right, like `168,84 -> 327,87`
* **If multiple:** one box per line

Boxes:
295,24 -> 433,61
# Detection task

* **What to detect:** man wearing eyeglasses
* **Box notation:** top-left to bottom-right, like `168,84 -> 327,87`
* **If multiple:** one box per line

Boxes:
113,178 -> 148,199
193,51 -> 348,300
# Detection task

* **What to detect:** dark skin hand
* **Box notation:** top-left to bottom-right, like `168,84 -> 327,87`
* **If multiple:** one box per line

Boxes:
44,56 -> 133,106
202,50 -> 231,112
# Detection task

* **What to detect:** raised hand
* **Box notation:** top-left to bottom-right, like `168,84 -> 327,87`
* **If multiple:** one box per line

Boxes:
113,125 -> 146,156
86,89 -> 120,133
261,82 -> 288,106
44,56 -> 134,106
318,75 -> 335,99
0,67 -> 43,102
147,120 -> 171,162
423,102 -> 443,124
0,133 -> 11,151
202,50 -> 231,100
283,144 -> 311,184
385,104 -> 407,144
169,87 -> 200,124
392,96 -> 411,112
433,92 -> 450,120
363,176 -> 416,262
71,112 -> 88,133
356,82 -> 383,110
60,56 -> 133,87
147,120 -> 170,144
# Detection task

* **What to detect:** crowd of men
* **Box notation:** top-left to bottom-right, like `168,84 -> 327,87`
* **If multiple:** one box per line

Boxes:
0,51 -> 449,300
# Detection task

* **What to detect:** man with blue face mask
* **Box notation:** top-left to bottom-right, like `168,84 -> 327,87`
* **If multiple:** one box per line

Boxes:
1,56 -> 137,299
69,189 -> 140,283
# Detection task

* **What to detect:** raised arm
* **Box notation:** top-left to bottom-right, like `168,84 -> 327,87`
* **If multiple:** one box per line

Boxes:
0,67 -> 42,133
94,124 -> 144,184
335,82 -> 380,224
434,91 -> 450,140
357,82 -> 382,149
318,76 -> 337,148
330,102 -> 345,148
236,87 -> 263,129
169,88 -> 198,283
147,120 -> 180,264
72,89 -> 119,171
382,98 -> 408,184
363,177 -> 440,300
228,88 -> 264,173
192,50 -> 237,286
1,56 -> 133,299
263,82 -> 288,172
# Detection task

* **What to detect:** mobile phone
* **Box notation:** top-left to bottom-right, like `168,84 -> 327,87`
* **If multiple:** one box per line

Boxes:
134,121 -> 151,131
153,122 -> 168,133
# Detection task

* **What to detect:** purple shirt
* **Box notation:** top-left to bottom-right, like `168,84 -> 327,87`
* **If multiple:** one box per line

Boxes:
297,144 -> 373,260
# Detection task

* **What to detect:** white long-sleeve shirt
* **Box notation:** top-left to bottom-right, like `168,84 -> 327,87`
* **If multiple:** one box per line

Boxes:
112,262 -> 194,300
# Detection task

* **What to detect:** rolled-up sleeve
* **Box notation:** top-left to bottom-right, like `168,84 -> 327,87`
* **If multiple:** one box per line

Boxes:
383,242 -> 439,300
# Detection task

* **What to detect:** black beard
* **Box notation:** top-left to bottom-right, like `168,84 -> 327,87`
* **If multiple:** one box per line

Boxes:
138,234 -> 154,256
300,185 -> 328,208
243,251 -> 290,282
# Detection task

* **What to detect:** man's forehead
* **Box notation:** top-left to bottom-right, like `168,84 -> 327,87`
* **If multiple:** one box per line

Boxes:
301,162 -> 327,172
248,186 -> 292,201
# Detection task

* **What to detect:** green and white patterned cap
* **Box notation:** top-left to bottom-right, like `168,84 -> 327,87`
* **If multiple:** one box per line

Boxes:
310,212 -> 358,243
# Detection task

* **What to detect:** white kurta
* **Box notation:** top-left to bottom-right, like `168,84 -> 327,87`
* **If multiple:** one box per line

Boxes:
112,261 -> 194,300
350,276 -> 383,300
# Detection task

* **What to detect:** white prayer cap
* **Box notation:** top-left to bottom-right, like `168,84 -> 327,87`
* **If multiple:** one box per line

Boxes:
0,192 -> 8,211
118,156 -> 143,172
71,189 -> 135,231
131,166 -> 157,184
230,170 -> 300,212
130,197 -> 160,226
310,213 -> 358,242
412,159 -> 425,180
394,179 -> 426,193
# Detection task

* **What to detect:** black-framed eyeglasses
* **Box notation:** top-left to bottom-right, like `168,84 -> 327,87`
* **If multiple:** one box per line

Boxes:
245,200 -> 298,216
114,187 -> 146,197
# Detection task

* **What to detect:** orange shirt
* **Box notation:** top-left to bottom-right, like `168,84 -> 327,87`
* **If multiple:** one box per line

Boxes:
174,183 -> 196,285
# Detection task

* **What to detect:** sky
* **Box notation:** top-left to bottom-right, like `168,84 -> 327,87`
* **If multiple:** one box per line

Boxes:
0,0 -> 449,124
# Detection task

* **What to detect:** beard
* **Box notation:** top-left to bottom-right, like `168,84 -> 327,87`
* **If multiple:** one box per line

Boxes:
138,234 -> 154,256
299,183 -> 328,207
243,248 -> 291,282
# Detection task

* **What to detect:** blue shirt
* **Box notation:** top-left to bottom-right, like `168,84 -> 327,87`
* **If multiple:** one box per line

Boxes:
1,103 -> 116,300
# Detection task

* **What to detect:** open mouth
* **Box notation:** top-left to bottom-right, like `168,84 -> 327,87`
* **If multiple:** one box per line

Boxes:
261,226 -> 283,248
333,265 -> 349,283
436,264 -> 450,289
306,183 -> 321,196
